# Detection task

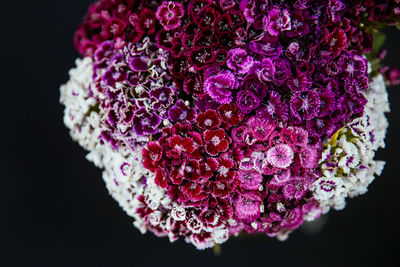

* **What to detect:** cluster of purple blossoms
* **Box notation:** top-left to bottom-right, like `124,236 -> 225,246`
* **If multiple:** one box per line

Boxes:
62,0 -> 399,249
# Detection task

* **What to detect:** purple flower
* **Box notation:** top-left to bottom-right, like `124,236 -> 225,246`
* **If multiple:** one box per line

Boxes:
268,169 -> 291,189
242,76 -> 268,99
168,100 -> 196,122
204,71 -> 238,104
338,53 -> 368,80
327,0 -> 344,23
133,108 -> 161,136
236,90 -> 260,114
256,91 -> 289,122
226,48 -> 254,74
290,91 -> 321,122
258,58 -> 291,86
281,207 -> 304,229
263,7 -> 291,36
287,73 -> 312,93
129,57 -> 148,72
317,89 -> 335,117
249,35 -> 282,57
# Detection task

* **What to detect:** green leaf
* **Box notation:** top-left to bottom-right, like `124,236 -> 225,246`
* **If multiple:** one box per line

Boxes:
372,31 -> 386,56
396,23 -> 400,31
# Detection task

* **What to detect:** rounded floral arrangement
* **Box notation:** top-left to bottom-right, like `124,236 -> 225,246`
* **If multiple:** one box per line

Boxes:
61,0 -> 400,249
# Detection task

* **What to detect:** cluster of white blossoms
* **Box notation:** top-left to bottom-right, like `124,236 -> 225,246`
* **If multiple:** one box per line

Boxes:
60,58 -> 230,249
313,74 -> 389,213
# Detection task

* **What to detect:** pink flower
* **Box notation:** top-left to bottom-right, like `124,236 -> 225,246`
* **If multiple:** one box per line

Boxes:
266,144 -> 294,168
233,194 -> 262,223
156,1 -> 185,31
238,170 -> 263,190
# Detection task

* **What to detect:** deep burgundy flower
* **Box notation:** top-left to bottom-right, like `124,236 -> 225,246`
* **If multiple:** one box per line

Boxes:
129,8 -> 157,36
217,103 -> 241,128
325,28 -> 349,57
167,135 -> 195,158
215,156 -> 236,182
242,76 -> 268,99
156,1 -> 185,31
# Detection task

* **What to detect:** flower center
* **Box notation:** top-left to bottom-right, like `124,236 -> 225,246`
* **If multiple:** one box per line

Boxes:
211,136 -> 221,146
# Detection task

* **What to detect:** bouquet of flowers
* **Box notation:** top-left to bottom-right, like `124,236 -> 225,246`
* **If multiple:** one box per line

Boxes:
60,0 -> 400,249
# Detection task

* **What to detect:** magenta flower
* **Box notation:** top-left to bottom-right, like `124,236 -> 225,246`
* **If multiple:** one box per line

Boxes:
236,90 -> 260,114
233,194 -> 262,223
204,71 -> 238,104
263,7 -> 291,36
226,48 -> 254,74
238,170 -> 263,190
156,1 -> 185,31
290,91 -> 321,122
266,144 -> 294,168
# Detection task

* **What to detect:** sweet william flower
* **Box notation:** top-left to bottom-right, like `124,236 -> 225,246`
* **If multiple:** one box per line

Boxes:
142,142 -> 163,172
263,7 -> 291,36
196,110 -> 221,129
204,71 -> 238,104
290,91 -> 321,122
238,170 -> 263,190
226,48 -> 254,74
266,144 -> 294,169
133,108 -> 161,136
236,90 -> 261,114
167,135 -> 195,158
156,1 -> 185,31
203,129 -> 230,156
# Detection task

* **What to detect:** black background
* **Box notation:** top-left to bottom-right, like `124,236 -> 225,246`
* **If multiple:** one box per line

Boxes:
1,1 -> 400,266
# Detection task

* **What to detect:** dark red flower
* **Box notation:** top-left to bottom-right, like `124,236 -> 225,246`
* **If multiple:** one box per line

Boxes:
167,135 -> 195,158
203,129 -> 230,156
217,103 -> 242,127
142,142 -> 163,172
196,110 -> 221,129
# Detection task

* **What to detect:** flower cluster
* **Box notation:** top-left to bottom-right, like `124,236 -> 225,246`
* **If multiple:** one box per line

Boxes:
61,0 -> 398,249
